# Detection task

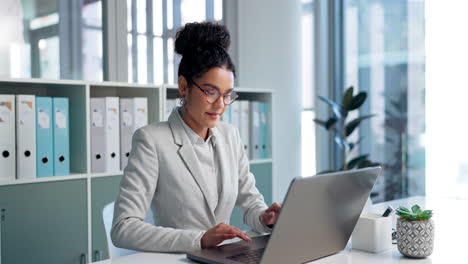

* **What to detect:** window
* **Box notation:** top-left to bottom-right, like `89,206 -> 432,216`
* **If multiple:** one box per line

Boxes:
301,0 -> 316,177
82,0 -> 104,81
0,0 -> 103,81
425,0 -> 468,199
127,0 -> 223,84
344,0 -> 425,202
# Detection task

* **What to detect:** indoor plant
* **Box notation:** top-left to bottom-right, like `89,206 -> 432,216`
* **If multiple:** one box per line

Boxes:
395,205 -> 434,258
314,86 -> 379,171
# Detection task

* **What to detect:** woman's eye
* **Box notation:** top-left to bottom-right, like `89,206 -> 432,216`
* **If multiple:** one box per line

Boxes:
207,90 -> 218,96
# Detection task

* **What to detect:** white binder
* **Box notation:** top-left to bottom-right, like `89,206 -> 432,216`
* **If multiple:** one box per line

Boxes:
16,95 -> 36,180
249,101 -> 261,159
239,100 -> 250,157
90,98 -> 106,173
105,97 -> 120,173
120,97 -> 148,170
0,95 -> 16,181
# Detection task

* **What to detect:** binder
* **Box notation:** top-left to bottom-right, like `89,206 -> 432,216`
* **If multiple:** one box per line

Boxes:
134,97 -> 148,130
90,98 -> 106,173
52,97 -> 70,176
16,95 -> 36,180
239,100 -> 250,157
249,101 -> 261,159
105,97 -> 120,173
0,95 -> 16,181
36,97 -> 54,177
222,104 -> 231,123
230,101 -> 240,131
120,97 -> 148,170
259,102 -> 268,159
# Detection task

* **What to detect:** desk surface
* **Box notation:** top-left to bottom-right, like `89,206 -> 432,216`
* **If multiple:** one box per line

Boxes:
94,196 -> 468,263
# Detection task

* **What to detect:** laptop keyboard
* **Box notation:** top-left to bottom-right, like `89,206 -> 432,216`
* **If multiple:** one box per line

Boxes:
226,248 -> 265,264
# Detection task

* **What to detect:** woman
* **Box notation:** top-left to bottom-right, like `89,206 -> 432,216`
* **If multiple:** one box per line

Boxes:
111,21 -> 281,253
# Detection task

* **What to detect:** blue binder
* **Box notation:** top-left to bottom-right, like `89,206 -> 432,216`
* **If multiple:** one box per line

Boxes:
36,97 -> 54,177
223,105 -> 231,123
52,97 -> 70,176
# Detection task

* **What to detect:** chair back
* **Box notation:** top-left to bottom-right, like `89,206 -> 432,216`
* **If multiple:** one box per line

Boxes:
102,201 -> 155,258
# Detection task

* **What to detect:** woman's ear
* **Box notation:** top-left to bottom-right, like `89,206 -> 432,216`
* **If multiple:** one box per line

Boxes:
178,76 -> 188,96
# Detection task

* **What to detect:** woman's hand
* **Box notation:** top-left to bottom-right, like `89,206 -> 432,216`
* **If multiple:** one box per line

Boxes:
201,222 -> 252,248
261,202 -> 282,227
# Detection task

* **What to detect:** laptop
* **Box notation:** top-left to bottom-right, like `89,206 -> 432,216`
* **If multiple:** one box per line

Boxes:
186,167 -> 381,264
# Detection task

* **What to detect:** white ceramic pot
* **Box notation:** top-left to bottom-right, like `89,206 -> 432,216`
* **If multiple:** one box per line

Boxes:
397,218 -> 434,258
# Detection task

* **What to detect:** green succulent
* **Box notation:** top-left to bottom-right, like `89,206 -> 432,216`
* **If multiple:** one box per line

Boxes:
396,205 -> 433,221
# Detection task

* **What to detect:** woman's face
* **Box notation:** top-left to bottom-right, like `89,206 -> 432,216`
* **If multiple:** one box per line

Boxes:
178,67 -> 235,138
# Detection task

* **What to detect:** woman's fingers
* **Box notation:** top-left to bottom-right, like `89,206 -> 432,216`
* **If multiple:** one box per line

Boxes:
216,234 -> 237,240
265,202 -> 282,213
217,226 -> 252,241
262,203 -> 283,226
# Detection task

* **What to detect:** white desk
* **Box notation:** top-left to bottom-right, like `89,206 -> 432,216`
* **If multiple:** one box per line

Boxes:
93,196 -> 468,263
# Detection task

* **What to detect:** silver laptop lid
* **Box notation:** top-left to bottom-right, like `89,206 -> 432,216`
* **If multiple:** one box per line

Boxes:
260,167 -> 380,264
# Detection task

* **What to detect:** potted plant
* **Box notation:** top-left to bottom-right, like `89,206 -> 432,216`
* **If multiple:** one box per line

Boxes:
314,86 -> 379,171
395,205 -> 434,258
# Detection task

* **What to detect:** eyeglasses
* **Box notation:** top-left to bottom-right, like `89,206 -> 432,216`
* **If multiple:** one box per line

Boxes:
191,81 -> 239,105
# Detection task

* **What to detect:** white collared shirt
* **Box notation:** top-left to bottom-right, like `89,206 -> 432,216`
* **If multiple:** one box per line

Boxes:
176,108 -> 221,208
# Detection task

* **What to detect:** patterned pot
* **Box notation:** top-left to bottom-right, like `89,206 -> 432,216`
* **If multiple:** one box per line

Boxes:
397,218 -> 434,258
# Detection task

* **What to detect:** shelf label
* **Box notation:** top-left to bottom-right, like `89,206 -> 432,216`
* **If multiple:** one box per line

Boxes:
38,109 -> 50,129
55,110 -> 67,129
92,109 -> 103,127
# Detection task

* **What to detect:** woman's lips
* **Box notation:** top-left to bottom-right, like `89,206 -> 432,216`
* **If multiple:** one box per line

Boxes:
206,112 -> 220,119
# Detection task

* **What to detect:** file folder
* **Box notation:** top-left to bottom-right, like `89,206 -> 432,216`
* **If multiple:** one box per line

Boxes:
16,95 -> 36,180
52,97 -> 70,176
105,97 -> 120,173
230,101 -> 240,131
222,104 -> 231,123
259,102 -> 268,159
0,95 -> 16,181
36,97 -> 54,177
90,98 -> 106,173
249,101 -> 261,159
239,100 -> 250,157
120,97 -> 148,170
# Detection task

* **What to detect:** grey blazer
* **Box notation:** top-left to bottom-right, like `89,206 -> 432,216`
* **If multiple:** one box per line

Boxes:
111,109 -> 271,253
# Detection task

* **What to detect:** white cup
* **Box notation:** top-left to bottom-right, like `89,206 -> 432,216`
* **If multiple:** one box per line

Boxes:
352,213 -> 392,253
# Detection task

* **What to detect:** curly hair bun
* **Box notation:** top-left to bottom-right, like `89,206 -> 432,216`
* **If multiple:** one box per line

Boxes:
175,21 -> 231,57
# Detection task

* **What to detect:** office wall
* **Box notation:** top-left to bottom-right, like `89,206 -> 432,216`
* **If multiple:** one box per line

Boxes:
231,0 -> 302,202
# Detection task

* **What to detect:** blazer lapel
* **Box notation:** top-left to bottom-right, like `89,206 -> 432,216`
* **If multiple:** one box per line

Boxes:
168,110 -> 217,219
212,127 -> 231,216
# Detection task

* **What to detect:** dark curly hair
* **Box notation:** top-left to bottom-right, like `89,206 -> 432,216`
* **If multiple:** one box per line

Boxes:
175,21 -> 236,85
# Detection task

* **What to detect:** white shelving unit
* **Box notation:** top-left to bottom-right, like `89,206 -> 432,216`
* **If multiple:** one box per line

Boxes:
0,78 -> 274,263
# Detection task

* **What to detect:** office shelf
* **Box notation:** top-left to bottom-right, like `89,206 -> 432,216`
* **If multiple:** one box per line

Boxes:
0,78 -> 273,263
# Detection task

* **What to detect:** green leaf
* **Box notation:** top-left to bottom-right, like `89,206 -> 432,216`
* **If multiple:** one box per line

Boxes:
318,96 -> 343,119
396,205 -> 433,221
325,116 -> 338,130
418,210 -> 433,220
314,119 -> 327,127
342,86 -> 354,110
412,205 -> 422,214
347,154 -> 369,169
398,206 -> 412,213
357,159 -> 380,169
347,92 -> 367,111
345,114 -> 375,137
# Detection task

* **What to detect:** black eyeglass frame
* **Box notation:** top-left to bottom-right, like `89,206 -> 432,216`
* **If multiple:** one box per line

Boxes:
190,80 -> 239,105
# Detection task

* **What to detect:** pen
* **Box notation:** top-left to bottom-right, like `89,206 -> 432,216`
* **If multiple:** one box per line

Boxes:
382,205 -> 393,217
